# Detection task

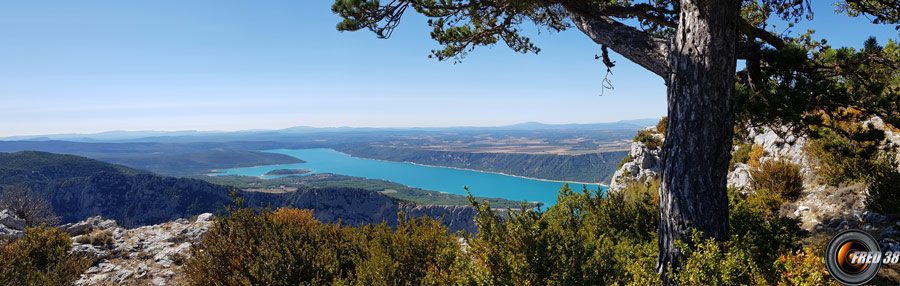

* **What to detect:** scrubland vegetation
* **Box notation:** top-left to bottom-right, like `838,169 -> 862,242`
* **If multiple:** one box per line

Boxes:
0,227 -> 91,285
178,180 -> 829,285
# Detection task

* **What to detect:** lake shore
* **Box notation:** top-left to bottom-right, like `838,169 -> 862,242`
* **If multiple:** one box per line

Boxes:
330,149 -> 609,187
210,148 -> 610,187
207,163 -> 299,175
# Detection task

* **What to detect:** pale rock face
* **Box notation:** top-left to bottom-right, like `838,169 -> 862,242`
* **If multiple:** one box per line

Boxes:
0,209 -> 26,241
70,243 -> 110,261
747,127 -> 814,181
727,163 -> 751,190
609,141 -> 662,192
60,221 -> 94,237
0,209 -> 26,230
73,213 -> 215,286
0,224 -> 24,241
60,216 -> 119,237
195,213 -> 214,223
865,116 -> 900,167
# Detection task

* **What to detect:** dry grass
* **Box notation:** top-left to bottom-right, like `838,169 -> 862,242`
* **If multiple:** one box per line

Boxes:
75,230 -> 114,246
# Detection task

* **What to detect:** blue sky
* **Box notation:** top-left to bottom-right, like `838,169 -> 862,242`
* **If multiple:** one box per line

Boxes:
0,1 -> 897,137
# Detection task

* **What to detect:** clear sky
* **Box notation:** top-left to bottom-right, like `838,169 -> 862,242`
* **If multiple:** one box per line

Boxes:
0,1 -> 897,137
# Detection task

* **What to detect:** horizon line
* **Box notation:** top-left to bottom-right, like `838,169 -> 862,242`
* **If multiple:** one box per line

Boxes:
1,118 -> 662,139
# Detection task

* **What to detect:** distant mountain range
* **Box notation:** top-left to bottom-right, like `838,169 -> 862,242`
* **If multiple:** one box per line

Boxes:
0,119 -> 660,142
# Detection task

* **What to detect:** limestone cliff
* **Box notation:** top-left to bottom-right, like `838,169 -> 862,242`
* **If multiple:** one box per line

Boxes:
609,117 -> 900,238
608,126 -> 663,192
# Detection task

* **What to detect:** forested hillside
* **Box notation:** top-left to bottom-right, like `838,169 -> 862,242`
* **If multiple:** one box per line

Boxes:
0,141 -> 305,177
336,146 -> 627,183
0,151 -> 479,231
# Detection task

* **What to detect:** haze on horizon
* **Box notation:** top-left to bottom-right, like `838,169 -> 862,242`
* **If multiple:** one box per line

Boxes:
1,1 -> 896,137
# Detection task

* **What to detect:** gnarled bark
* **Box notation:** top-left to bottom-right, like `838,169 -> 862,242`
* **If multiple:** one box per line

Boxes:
656,0 -> 739,279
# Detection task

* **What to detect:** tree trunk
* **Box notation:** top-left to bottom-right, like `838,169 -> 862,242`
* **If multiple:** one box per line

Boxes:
656,0 -> 739,280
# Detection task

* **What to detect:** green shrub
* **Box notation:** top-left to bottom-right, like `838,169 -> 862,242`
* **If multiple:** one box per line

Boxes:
634,130 -> 663,150
866,166 -> 900,215
621,178 -> 660,208
671,230 -> 831,286
0,226 -> 92,285
656,116 -> 668,136
617,154 -> 633,169
744,187 -> 785,217
184,199 -> 465,286
184,205 -> 359,285
671,231 -> 768,285
351,213 -> 463,285
729,143 -> 752,170
806,126 -> 894,186
750,159 -> 804,201
773,248 -> 840,286
728,188 -> 806,276
463,184 -> 659,285
184,184 -> 825,285
673,187 -> 810,285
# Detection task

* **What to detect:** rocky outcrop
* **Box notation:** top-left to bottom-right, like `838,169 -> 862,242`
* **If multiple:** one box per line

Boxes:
866,116 -> 900,163
609,127 -> 662,192
72,213 -> 214,286
608,118 -> 899,237
0,209 -> 25,240
726,127 -> 815,190
402,204 -> 478,233
64,203 -> 475,285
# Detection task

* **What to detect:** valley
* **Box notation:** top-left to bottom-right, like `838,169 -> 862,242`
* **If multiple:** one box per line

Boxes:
0,122 -> 645,184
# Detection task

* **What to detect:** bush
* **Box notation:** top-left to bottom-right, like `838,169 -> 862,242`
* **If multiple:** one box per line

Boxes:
743,187 -> 785,217
747,144 -> 766,169
671,231 -> 768,285
621,178 -> 660,208
0,186 -> 61,227
806,126 -> 895,186
352,213 -> 462,285
750,159 -> 804,200
729,143 -> 752,170
617,154 -> 633,169
656,116 -> 668,136
672,188 -> 810,285
866,167 -> 900,215
634,130 -> 663,150
184,199 -> 465,286
671,230 -> 831,286
184,185 -> 823,285
773,248 -> 840,285
74,230 -> 114,246
0,226 -> 92,285
728,188 -> 806,273
184,205 -> 359,285
463,184 -> 659,285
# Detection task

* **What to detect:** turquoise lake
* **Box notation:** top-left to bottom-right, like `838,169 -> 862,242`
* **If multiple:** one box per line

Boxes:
212,148 -> 606,207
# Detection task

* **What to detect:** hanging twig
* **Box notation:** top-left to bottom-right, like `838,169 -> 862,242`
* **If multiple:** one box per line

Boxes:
595,45 -> 616,96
